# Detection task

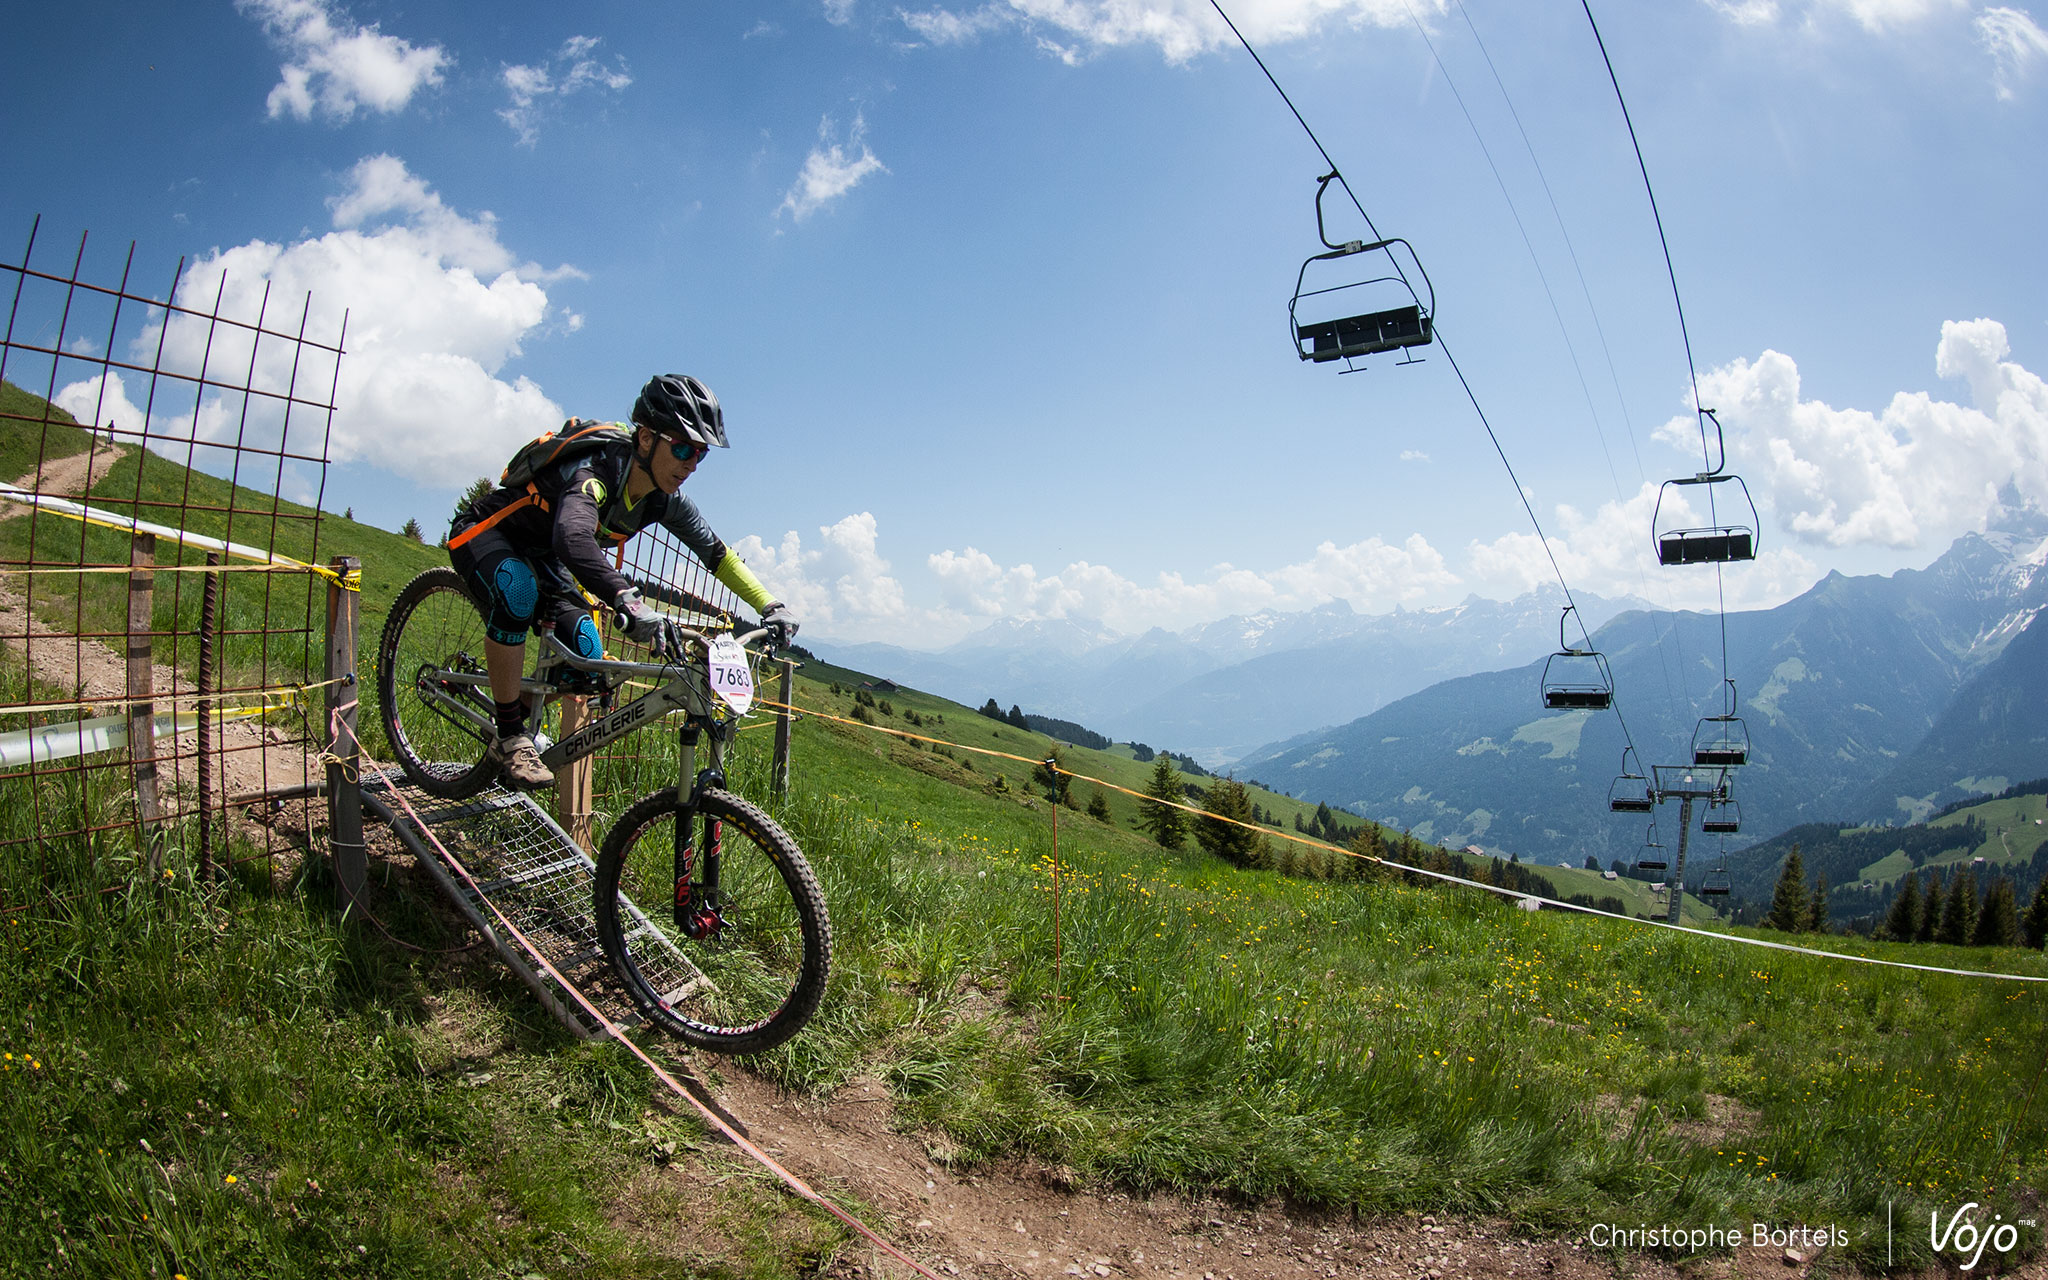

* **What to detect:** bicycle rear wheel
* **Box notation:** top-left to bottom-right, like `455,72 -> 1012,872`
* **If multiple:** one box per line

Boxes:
595,787 -> 831,1054
377,567 -> 499,798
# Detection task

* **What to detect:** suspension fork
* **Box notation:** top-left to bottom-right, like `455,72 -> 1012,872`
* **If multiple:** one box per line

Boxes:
672,725 -> 729,937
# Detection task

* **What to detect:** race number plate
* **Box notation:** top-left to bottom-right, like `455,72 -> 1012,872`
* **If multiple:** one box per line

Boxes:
707,635 -> 754,715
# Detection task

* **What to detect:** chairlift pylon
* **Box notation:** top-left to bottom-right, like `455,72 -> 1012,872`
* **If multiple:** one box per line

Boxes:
1540,605 -> 1614,710
1652,411 -> 1761,566
1692,678 -> 1751,768
1608,748 -> 1654,813
1290,171 -> 1435,371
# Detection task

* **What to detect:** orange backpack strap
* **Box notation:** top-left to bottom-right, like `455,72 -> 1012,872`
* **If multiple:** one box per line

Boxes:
447,486 -> 550,550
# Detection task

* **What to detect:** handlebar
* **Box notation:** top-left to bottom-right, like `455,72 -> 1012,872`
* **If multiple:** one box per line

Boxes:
541,624 -> 774,677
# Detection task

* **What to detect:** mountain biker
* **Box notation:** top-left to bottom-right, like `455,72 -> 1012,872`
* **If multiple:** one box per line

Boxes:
446,373 -> 800,789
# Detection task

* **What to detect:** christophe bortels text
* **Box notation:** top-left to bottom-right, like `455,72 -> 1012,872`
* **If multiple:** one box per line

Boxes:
1588,1222 -> 1848,1252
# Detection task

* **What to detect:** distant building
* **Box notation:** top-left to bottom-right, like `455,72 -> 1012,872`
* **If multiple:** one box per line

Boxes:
1602,870 -> 1619,880
1463,845 -> 1485,858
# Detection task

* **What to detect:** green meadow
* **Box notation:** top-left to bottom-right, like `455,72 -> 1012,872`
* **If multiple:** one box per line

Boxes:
0,387 -> 2044,1276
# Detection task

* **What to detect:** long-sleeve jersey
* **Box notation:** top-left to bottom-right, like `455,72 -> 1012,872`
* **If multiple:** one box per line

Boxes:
453,429 -> 774,613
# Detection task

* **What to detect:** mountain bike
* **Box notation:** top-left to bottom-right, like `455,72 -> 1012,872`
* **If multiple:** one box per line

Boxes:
375,567 -> 830,1054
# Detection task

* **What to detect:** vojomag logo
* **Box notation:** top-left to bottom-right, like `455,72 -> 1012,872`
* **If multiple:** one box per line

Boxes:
1929,1203 -> 2028,1271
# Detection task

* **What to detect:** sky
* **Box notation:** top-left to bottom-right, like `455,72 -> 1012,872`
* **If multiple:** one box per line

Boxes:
4,0 -> 2046,650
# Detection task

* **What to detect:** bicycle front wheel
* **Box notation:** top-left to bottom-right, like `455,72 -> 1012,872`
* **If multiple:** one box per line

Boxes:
595,788 -> 831,1054
377,567 -> 498,798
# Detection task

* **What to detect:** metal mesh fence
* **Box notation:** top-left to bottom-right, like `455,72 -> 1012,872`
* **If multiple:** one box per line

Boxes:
0,219 -> 344,901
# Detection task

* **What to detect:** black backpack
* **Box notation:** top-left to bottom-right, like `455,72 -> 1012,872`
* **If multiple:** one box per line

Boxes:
498,419 -> 634,490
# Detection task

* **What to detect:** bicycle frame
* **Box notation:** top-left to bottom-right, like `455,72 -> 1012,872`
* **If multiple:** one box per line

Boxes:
407,623 -> 769,933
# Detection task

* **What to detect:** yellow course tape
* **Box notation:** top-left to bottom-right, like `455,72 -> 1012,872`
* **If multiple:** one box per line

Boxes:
770,697 -> 2048,985
0,485 -> 361,591
0,679 -> 333,721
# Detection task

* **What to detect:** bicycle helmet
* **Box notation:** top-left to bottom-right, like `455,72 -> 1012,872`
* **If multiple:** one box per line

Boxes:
631,373 -> 728,450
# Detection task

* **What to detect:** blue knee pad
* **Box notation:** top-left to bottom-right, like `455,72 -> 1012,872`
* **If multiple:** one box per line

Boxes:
487,558 -> 539,645
555,611 -> 603,660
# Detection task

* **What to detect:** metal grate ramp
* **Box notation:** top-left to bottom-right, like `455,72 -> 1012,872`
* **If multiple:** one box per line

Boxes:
361,775 -> 698,1041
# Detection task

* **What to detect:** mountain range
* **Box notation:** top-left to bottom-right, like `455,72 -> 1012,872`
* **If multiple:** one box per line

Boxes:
818,503 -> 2047,871
814,589 -> 1648,766
1235,505 -> 2048,868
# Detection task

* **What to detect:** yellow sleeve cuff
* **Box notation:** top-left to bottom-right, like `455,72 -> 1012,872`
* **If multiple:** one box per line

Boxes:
713,547 -> 775,614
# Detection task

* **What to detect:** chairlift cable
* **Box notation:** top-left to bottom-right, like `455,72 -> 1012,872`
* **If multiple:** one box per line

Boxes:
1209,0 -> 1647,771
1449,0 -> 1692,719
1583,0 -> 1750,735
1579,0 -> 1712,470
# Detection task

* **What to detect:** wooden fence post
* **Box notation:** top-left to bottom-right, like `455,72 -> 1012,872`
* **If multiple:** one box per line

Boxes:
555,695 -> 595,851
771,658 -> 794,799
126,532 -> 161,865
325,557 -> 365,913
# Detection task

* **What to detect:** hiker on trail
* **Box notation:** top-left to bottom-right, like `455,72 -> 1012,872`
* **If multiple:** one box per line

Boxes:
446,373 -> 800,789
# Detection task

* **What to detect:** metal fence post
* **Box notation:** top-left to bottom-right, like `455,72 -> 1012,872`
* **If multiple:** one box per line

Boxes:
126,532 -> 161,864
325,557 -> 365,913
772,658 -> 794,799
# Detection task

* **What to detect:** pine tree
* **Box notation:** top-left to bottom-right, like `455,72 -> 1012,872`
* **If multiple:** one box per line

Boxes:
1137,755 -> 1187,851
400,516 -> 425,543
1032,749 -> 1071,805
1972,876 -> 2020,947
1805,871 -> 1831,933
1938,868 -> 1978,946
1918,872 -> 1945,943
1006,704 -> 1028,730
1881,872 -> 1921,942
1766,846 -> 1809,932
1195,776 -> 1266,869
2023,877 -> 2048,949
979,698 -> 1003,720
1086,789 -> 1111,822
454,476 -> 493,525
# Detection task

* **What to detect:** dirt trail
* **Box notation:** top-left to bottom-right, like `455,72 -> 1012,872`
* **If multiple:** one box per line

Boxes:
0,444 -> 321,804
668,1068 -> 1902,1280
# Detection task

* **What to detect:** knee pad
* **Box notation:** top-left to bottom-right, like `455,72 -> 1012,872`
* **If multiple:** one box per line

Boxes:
554,611 -> 604,660
493,558 -> 539,622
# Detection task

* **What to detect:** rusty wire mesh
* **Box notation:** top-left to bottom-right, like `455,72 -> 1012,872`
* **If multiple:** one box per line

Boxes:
0,219 -> 344,903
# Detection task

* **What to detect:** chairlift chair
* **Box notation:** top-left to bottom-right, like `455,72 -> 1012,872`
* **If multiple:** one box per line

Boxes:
1692,678 -> 1751,768
1290,171 -> 1435,371
1699,839 -> 1733,898
1608,748 -> 1654,813
1652,411 -> 1761,566
1540,605 -> 1614,710
1634,820 -> 1668,872
1701,797 -> 1742,835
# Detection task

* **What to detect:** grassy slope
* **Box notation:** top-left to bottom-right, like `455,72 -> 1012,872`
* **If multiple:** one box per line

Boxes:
0,384 -> 2043,1272
760,666 -> 2048,1268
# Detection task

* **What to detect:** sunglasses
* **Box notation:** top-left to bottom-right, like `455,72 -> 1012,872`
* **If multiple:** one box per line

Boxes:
662,435 -> 708,465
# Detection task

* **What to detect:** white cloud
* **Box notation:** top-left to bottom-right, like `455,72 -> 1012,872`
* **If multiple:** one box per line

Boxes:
56,156 -> 572,487
897,0 -> 1430,64
732,514 -> 911,634
777,113 -> 888,221
1670,320 -> 2048,555
916,530 -> 1458,638
238,0 -> 448,122
1705,0 -> 1982,32
1704,0 -> 1782,23
1400,449 -> 1430,462
1461,483 -> 1819,612
1978,6 -> 2048,98
825,0 -> 860,25
1814,0 -> 1967,31
499,35 -> 633,146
